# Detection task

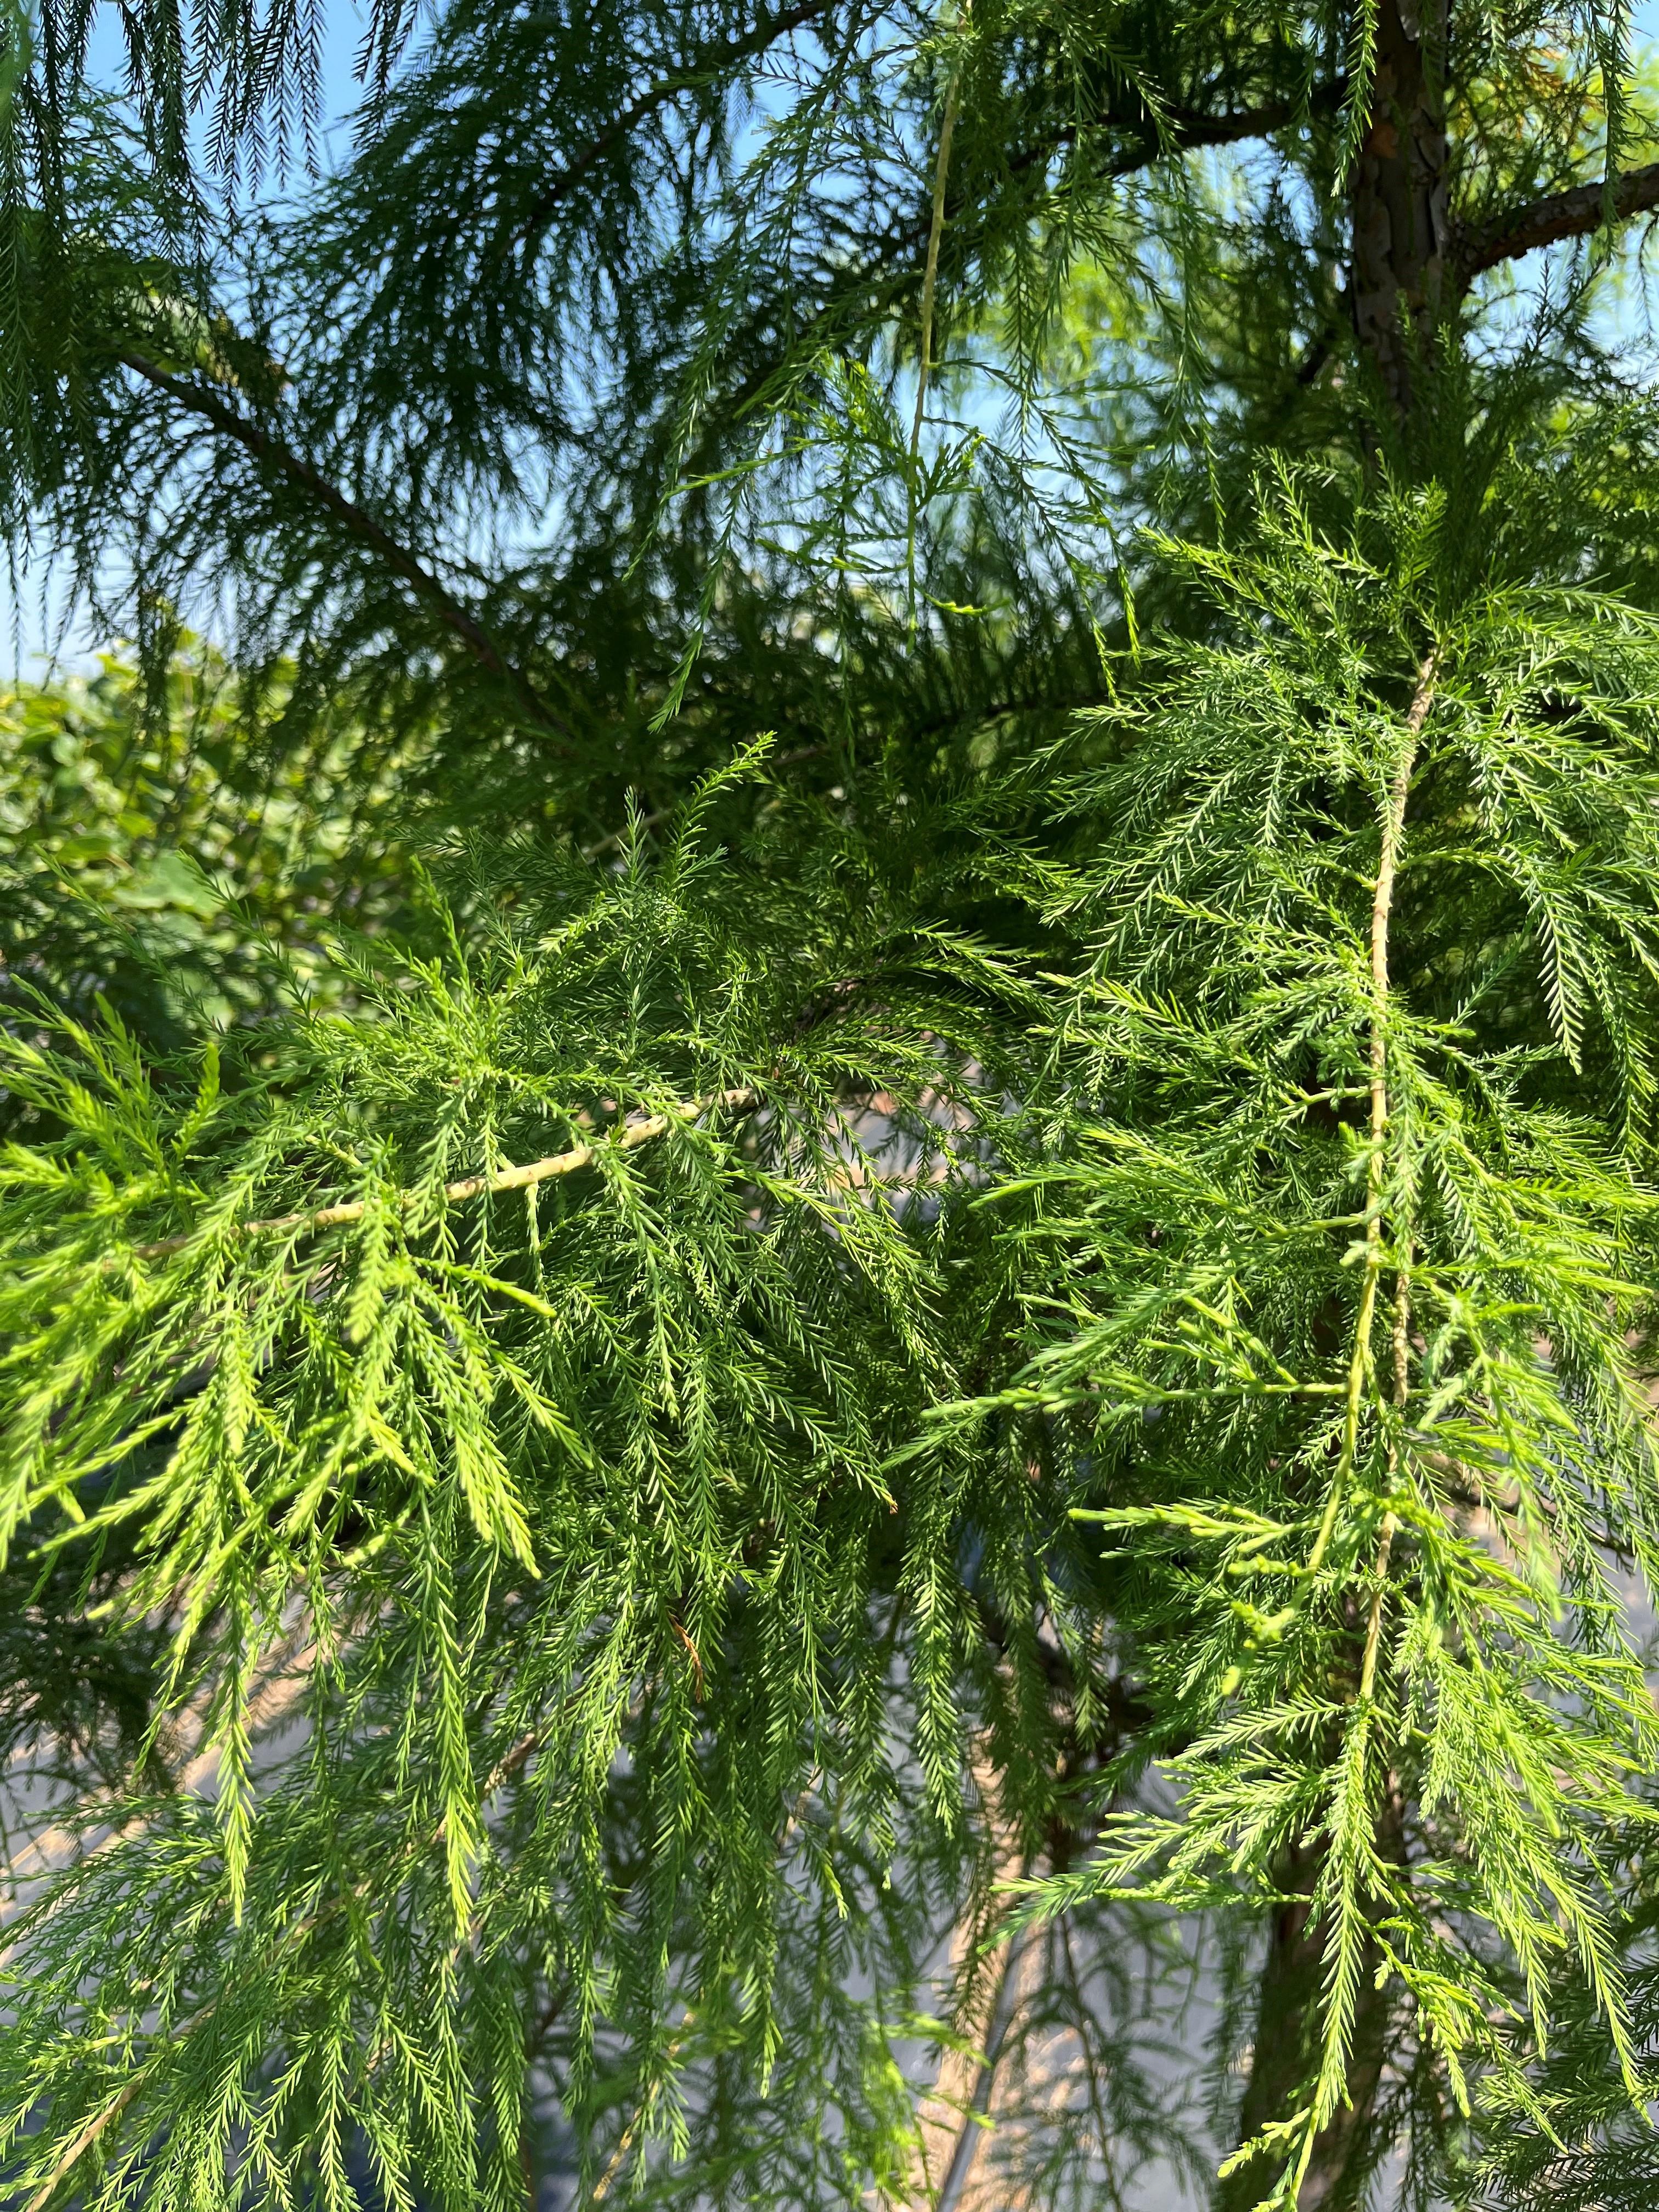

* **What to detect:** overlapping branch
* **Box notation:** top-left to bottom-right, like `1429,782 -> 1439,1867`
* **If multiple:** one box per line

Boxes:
116,349 -> 569,741
134,1086 -> 762,1260
512,0 -> 835,249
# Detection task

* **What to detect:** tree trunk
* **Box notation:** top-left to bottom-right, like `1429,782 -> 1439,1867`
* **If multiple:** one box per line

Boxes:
1350,0 -> 1450,414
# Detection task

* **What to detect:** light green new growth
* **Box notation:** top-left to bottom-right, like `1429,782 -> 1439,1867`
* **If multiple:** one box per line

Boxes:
7,4 -> 1659,2211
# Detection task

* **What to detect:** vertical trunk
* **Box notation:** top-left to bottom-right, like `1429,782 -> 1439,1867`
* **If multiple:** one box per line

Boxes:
1350,0 -> 1450,414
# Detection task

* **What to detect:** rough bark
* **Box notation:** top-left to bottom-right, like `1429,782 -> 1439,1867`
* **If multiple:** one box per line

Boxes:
1349,0 -> 1450,414
1453,159 -> 1659,283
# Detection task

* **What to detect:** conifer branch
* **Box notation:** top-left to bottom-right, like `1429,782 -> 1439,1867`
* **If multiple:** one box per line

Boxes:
22,2071 -> 146,2212
134,1087 -> 761,1260
586,2010 -> 698,2207
511,0 -> 834,250
14,1718 -> 539,2212
3,1634 -> 315,1927
1453,161 -> 1659,283
729,81 -> 1347,416
12,8 -> 1659,2199
1088,86 -> 1348,178
1361,1269 -> 1414,1701
909,20 -> 964,461
114,350 -> 570,741
1310,652 -> 1436,1576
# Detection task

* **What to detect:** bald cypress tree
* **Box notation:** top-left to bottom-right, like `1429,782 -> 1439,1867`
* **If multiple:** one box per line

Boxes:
7,5 -> 1659,2209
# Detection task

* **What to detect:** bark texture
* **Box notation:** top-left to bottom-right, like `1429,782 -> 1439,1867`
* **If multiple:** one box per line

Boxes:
1350,0 -> 1450,413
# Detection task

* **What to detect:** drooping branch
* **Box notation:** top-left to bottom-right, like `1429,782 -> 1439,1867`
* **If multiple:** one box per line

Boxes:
1223,658 -> 1437,2212
725,79 -> 1347,420
14,1709 -> 544,2212
984,81 -> 1350,233
512,0 -> 835,250
1091,84 -> 1348,179
1306,652 -> 1436,1580
1453,160 -> 1659,284
909,14 -> 965,459
116,348 -> 570,741
516,2 -> 1336,268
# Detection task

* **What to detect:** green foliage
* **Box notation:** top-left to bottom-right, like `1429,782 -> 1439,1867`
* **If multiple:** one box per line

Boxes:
0,646 -> 417,1093
0,770 -> 1036,2209
957,466 -> 1659,2204
11,4 -> 1659,2212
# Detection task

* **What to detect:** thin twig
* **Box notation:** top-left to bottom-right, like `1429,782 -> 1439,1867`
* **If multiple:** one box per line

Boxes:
1353,659 -> 1436,1686
1359,1271 -> 1411,1703
512,0 -> 833,249
1310,652 -> 1437,1575
588,2010 -> 695,2205
1348,654 -> 1435,1689
24,2072 -> 147,2212
910,20 -> 967,460
133,1088 -> 760,1261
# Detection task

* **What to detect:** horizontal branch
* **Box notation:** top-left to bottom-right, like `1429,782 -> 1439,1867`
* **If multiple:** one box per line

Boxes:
1454,160 -> 1659,283
134,1087 -> 760,1261
983,83 -> 1346,233
116,349 -> 571,742
1101,84 -> 1345,178
725,77 -> 1346,420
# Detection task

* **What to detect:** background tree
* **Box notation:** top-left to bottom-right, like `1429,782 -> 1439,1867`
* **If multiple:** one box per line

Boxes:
6,4 -> 1659,2210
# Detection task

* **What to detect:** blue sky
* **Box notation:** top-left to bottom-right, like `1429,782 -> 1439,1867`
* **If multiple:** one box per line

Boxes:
5,1 -> 376,674
9,5 -> 1659,675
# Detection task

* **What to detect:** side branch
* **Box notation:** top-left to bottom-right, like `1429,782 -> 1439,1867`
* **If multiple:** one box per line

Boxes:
1454,161 -> 1659,283
134,1088 -> 760,1261
1308,653 -> 1436,1576
116,350 -> 568,741
996,82 -> 1349,214
24,2074 -> 146,2212
513,0 -> 833,248
731,80 -> 1346,417
1098,86 -> 1346,177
